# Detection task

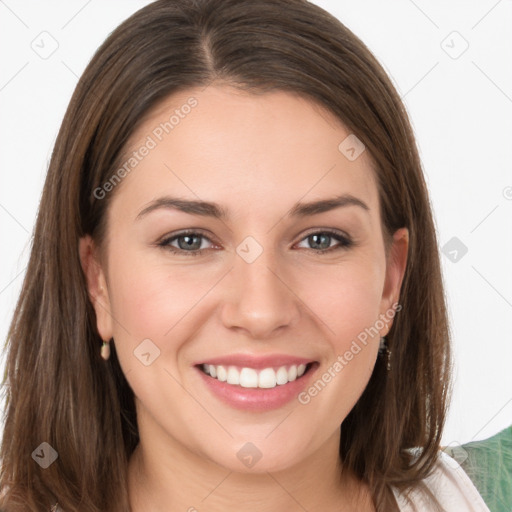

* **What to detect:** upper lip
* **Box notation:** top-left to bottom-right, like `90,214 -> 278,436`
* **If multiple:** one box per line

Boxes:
194,354 -> 316,370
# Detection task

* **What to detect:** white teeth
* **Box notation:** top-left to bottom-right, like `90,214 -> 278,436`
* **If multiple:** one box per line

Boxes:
216,365 -> 227,382
227,366 -> 240,385
276,366 -> 289,385
239,367 -> 259,388
258,368 -> 277,388
201,363 -> 310,389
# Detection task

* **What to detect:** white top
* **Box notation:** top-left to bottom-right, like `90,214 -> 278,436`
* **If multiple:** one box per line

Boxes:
393,450 -> 490,511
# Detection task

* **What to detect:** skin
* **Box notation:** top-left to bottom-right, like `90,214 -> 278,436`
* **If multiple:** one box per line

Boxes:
80,84 -> 408,511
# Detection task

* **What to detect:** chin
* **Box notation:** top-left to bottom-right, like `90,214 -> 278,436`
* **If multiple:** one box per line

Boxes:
197,436 -> 309,475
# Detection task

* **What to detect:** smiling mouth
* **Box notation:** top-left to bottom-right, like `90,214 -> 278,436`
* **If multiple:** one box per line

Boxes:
196,362 -> 317,389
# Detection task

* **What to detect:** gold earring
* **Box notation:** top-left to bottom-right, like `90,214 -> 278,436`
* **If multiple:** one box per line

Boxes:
101,340 -> 110,360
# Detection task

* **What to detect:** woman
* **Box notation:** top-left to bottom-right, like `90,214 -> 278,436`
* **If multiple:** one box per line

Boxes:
0,0 -> 490,510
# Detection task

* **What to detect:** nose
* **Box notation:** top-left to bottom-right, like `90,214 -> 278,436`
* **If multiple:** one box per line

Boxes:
220,247 -> 301,339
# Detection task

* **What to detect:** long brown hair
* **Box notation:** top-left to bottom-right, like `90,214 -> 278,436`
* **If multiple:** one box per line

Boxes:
0,0 -> 451,510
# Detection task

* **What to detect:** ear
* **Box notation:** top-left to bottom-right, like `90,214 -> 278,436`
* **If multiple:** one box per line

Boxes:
78,235 -> 114,341
379,227 -> 409,335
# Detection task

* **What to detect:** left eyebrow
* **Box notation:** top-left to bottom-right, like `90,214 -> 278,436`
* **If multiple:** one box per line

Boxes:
289,194 -> 370,217
135,193 -> 370,221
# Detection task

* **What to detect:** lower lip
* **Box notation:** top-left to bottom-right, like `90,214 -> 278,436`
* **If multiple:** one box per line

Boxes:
195,363 -> 318,412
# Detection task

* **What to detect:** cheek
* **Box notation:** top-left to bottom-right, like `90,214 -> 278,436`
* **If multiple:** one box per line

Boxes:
296,257 -> 384,346
292,260 -> 384,423
105,255 -> 219,417
106,246 -> 226,372
108,260 -> 212,337
294,259 -> 383,411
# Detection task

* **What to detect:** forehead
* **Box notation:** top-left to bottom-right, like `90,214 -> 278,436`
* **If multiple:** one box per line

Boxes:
111,85 -> 379,220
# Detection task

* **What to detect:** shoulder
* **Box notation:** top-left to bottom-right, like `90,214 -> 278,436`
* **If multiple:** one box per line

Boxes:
447,426 -> 512,511
392,450 -> 491,511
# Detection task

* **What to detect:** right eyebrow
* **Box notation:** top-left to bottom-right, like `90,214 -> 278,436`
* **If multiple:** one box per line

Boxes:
135,197 -> 229,221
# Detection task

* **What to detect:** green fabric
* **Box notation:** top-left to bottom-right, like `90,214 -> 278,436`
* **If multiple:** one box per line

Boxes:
442,425 -> 512,512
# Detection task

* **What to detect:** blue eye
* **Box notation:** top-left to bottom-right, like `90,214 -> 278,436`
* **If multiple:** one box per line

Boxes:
297,230 -> 353,253
158,230 -> 213,256
157,229 -> 353,256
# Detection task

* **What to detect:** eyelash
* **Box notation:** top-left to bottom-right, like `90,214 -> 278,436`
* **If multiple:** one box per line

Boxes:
157,229 -> 354,256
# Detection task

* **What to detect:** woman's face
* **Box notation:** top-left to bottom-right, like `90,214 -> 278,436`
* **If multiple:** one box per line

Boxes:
81,85 -> 408,473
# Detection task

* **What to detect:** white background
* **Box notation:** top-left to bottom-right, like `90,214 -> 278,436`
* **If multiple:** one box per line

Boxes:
1,0 -> 511,447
